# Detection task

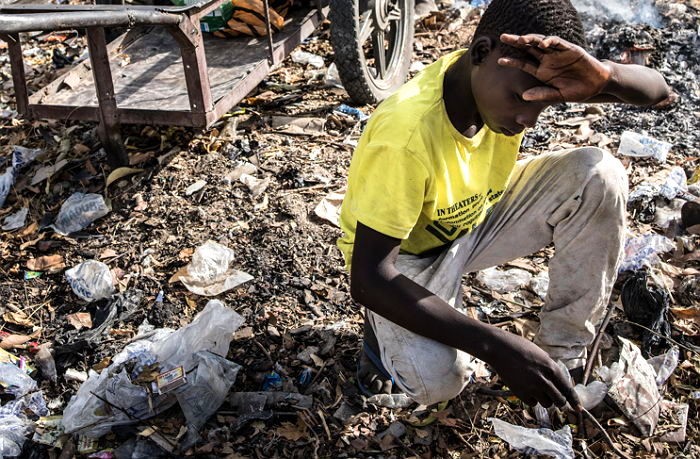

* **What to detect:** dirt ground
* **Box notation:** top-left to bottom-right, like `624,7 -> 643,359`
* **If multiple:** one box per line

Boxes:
0,1 -> 698,458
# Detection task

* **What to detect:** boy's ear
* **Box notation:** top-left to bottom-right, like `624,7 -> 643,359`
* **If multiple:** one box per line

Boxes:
470,36 -> 496,66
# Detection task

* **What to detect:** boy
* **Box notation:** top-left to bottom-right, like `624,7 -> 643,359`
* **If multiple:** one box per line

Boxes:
338,0 -> 670,409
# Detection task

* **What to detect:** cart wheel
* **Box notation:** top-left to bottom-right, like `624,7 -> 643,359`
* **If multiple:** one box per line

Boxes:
330,0 -> 415,104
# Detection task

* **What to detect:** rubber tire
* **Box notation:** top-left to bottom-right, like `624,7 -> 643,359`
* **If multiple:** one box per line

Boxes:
330,0 -> 415,105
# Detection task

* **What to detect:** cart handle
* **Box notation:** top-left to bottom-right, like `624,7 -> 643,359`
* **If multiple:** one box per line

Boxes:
0,8 -> 183,34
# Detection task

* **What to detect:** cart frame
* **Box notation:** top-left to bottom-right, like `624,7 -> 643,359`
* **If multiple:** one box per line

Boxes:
0,0 -> 328,165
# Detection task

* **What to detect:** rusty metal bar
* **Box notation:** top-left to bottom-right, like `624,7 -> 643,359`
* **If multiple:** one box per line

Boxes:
86,27 -> 127,166
261,0 -> 276,65
0,33 -> 28,115
0,9 -> 181,34
169,16 -> 213,114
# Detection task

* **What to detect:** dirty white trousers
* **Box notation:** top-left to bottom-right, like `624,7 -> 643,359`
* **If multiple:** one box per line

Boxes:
366,147 -> 628,405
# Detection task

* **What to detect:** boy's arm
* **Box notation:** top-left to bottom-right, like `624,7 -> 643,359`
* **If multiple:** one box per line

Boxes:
498,34 -> 670,106
351,222 -> 581,410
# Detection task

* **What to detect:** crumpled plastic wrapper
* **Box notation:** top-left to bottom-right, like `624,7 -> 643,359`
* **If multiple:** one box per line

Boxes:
179,240 -> 253,296
489,417 -> 574,459
596,337 -> 660,436
65,260 -> 115,302
51,192 -> 111,235
476,267 -> 532,293
619,233 -> 675,272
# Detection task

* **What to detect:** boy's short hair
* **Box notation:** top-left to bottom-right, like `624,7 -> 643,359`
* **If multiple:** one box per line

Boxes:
473,0 -> 586,57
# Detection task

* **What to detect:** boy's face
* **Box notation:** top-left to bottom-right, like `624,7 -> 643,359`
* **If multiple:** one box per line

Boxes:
470,47 -> 549,136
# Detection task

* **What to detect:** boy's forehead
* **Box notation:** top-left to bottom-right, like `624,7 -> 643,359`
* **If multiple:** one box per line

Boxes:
486,57 -> 541,90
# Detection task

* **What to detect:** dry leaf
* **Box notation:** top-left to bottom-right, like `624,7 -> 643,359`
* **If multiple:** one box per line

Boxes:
0,333 -> 35,349
106,167 -> 143,188
3,311 -> 34,327
275,421 -> 306,441
26,254 -> 65,273
99,248 -> 119,259
66,312 -> 93,330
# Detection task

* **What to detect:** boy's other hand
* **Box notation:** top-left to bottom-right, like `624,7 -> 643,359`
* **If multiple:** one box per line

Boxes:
488,329 -> 582,411
497,33 -> 611,104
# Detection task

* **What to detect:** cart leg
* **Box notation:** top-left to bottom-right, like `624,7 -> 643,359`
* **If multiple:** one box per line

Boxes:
1,33 -> 29,117
169,17 -> 213,116
86,27 -> 127,167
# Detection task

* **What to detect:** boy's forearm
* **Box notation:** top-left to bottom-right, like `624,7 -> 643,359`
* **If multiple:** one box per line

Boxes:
598,60 -> 670,105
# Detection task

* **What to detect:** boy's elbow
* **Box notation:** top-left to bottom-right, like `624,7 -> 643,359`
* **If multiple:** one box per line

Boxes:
349,269 -> 372,305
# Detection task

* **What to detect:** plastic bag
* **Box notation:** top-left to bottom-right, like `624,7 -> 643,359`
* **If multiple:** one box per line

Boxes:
618,233 -> 675,272
65,260 -> 115,302
489,417 -> 574,459
646,346 -> 679,387
179,240 -> 253,296
617,131 -> 672,163
596,337 -> 660,436
0,414 -> 34,457
291,50 -> 324,68
51,192 -> 111,235
0,362 -> 38,397
324,63 -> 343,88
365,393 -> 413,409
0,146 -> 41,208
529,271 -> 550,299
62,300 -> 243,438
2,207 -> 28,231
476,267 -> 533,293
659,166 -> 688,200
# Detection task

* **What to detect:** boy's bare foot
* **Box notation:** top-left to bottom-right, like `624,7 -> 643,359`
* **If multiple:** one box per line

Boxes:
357,317 -> 394,395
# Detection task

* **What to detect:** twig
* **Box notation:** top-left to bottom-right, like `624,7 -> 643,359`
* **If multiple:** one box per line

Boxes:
581,408 -> 632,459
623,320 -> 698,353
583,303 -> 617,385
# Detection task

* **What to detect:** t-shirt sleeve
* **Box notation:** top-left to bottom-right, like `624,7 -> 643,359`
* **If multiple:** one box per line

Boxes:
346,139 -> 430,240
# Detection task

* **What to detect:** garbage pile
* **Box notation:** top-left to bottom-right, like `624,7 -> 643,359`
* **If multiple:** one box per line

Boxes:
0,0 -> 697,458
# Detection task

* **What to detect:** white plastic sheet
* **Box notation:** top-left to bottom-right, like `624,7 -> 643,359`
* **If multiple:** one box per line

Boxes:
490,417 -> 574,459
476,267 -> 533,293
179,240 -> 253,296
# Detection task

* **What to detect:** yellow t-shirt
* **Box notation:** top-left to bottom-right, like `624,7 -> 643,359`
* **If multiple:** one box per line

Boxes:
338,50 -> 524,268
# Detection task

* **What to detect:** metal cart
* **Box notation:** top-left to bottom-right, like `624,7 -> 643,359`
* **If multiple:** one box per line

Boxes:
0,0 -> 414,165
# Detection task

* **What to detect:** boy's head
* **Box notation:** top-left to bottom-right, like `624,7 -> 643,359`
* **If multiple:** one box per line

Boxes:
464,0 -> 586,136
472,0 -> 586,59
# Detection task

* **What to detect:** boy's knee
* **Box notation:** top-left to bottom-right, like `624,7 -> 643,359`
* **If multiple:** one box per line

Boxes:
395,349 -> 472,406
566,147 -> 628,190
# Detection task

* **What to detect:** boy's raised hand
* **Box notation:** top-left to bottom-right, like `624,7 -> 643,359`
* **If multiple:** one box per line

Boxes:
497,33 -> 612,103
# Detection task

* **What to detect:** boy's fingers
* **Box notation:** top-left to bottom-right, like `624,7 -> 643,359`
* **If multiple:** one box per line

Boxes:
497,57 -> 538,76
551,369 -> 583,411
522,86 -> 562,103
541,36 -> 570,51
